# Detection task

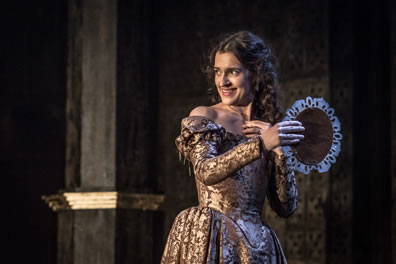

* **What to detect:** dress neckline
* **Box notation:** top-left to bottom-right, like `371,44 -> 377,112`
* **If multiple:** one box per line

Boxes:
186,115 -> 246,141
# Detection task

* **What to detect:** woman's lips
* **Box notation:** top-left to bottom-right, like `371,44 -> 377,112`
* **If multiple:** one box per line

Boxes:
221,88 -> 237,96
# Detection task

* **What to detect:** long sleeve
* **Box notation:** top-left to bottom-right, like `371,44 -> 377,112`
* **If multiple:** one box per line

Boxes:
267,152 -> 298,218
189,137 -> 262,185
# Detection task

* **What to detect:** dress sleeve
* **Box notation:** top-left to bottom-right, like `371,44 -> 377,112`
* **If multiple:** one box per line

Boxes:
267,152 -> 298,218
175,117 -> 262,185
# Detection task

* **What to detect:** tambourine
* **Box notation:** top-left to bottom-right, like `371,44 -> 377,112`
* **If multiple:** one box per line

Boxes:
282,97 -> 342,174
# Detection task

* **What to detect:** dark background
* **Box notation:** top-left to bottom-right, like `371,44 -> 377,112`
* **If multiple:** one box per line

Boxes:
3,0 -> 395,263
4,1 -> 67,263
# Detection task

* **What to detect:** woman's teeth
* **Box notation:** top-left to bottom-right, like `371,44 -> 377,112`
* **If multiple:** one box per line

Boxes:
222,88 -> 236,96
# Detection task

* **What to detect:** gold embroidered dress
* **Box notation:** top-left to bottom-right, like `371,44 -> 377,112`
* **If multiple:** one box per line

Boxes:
161,117 -> 298,264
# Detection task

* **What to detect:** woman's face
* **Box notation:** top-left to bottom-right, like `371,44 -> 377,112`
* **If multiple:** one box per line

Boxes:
214,52 -> 253,106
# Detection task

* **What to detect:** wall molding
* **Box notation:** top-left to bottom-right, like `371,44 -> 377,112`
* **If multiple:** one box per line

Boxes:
42,192 -> 165,212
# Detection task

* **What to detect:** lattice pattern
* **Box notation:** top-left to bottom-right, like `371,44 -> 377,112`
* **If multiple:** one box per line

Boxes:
328,73 -> 353,263
277,6 -> 329,80
263,3 -> 330,264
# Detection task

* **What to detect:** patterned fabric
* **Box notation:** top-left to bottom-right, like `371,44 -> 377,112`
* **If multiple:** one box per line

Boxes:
162,117 -> 298,264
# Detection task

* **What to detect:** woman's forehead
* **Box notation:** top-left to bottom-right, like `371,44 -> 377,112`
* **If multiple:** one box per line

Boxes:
214,52 -> 243,68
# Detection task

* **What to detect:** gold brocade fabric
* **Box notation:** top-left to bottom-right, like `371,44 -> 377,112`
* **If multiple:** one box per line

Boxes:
161,117 -> 298,264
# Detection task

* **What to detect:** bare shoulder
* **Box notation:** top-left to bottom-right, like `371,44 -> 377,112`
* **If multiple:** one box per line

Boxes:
189,106 -> 217,120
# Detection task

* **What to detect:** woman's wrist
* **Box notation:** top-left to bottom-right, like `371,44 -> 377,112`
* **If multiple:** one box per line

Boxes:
259,135 -> 274,152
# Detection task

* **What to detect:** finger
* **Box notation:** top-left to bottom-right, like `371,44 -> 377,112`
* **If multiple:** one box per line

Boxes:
279,126 -> 305,133
248,120 -> 271,125
277,121 -> 302,127
246,120 -> 271,129
242,128 -> 261,134
280,139 -> 301,145
279,133 -> 304,140
242,123 -> 255,129
242,130 -> 260,136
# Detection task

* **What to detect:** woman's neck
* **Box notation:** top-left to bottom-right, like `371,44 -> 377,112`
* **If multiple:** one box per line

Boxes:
225,102 -> 253,121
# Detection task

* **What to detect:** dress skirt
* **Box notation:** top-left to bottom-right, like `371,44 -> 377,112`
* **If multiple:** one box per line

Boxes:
161,206 -> 287,264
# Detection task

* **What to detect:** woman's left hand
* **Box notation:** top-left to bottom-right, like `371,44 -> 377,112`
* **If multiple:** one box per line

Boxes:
242,120 -> 305,154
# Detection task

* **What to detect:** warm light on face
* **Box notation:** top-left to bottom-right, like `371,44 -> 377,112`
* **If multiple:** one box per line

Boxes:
214,52 -> 253,106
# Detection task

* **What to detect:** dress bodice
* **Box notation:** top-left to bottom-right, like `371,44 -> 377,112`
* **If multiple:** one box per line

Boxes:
175,116 -> 298,220
195,132 -> 268,217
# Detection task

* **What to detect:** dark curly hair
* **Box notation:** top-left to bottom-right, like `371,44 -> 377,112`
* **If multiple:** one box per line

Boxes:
203,31 -> 283,125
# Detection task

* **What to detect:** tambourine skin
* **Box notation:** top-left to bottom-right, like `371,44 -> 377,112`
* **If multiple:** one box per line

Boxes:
282,97 -> 342,174
292,107 -> 333,165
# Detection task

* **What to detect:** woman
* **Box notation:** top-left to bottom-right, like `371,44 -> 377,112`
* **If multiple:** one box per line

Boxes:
161,31 -> 304,264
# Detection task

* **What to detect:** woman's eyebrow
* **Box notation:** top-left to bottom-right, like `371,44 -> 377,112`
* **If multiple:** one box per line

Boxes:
225,67 -> 242,72
213,66 -> 242,70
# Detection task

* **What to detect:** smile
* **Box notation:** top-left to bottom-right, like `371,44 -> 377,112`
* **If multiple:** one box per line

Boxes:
221,88 -> 237,96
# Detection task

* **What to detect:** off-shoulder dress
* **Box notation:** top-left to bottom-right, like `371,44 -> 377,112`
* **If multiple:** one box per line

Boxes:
161,116 -> 298,264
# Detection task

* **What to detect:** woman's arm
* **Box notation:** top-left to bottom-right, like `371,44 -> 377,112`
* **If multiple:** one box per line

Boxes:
188,105 -> 263,185
267,151 -> 298,218
242,120 -> 301,217
189,136 -> 262,185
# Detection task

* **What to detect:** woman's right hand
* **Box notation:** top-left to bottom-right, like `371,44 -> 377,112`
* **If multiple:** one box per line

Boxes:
242,120 -> 305,151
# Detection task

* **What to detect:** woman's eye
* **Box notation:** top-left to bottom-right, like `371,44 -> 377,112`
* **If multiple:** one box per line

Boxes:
230,70 -> 240,76
214,69 -> 221,76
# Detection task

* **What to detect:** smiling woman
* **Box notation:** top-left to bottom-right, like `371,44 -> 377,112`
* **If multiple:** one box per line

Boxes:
213,52 -> 252,107
161,31 -> 304,264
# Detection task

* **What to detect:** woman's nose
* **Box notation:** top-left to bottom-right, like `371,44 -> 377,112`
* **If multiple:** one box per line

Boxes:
220,75 -> 231,87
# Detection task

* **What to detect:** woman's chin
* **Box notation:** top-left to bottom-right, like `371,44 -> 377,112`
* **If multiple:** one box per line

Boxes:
220,97 -> 251,106
221,100 -> 236,105
220,98 -> 238,105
